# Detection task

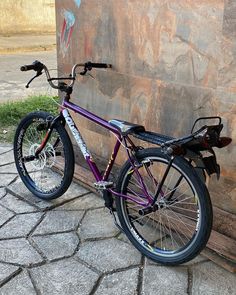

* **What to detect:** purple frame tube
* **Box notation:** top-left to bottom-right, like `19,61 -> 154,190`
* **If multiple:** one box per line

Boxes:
63,100 -> 152,207
64,101 -> 120,135
63,100 -> 122,182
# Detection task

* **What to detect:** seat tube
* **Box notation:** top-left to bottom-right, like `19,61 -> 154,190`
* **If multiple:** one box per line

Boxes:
103,138 -> 121,181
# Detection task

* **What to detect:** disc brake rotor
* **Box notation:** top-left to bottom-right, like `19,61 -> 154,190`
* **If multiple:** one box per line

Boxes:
45,143 -> 56,168
28,143 -> 56,170
29,144 -> 46,170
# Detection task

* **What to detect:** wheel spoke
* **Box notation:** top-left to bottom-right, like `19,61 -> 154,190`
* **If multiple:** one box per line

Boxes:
14,113 -> 71,197
116,152 -> 209,264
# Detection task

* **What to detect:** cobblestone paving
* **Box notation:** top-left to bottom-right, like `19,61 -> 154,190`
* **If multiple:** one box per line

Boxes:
0,145 -> 235,294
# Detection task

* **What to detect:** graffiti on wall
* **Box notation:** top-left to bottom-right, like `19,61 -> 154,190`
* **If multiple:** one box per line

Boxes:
74,0 -> 81,8
59,1 -> 81,57
60,10 -> 76,57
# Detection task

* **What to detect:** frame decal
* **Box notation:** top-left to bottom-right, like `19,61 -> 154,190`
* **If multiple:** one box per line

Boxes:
62,109 -> 91,159
60,10 -> 75,57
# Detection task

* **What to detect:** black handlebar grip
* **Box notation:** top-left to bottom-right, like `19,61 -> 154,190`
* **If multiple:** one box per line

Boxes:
86,62 -> 112,69
20,64 -> 37,71
20,60 -> 44,72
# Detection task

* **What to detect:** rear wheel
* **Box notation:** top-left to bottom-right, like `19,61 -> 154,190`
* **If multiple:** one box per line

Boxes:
14,111 -> 74,200
116,148 -> 212,265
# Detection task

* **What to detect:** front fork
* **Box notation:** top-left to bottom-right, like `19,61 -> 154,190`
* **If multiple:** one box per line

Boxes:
23,114 -> 63,163
35,114 -> 64,156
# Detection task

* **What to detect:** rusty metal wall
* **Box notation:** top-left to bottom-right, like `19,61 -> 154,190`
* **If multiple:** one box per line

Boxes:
55,0 -> 236,215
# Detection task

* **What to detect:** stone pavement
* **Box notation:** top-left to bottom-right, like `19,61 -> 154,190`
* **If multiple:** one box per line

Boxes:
0,33 -> 57,103
0,144 -> 235,295
0,50 -> 57,103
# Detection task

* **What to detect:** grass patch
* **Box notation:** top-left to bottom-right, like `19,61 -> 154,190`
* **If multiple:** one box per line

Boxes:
0,95 -> 60,143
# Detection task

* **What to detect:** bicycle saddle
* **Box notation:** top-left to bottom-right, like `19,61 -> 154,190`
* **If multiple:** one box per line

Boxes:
109,119 -> 145,135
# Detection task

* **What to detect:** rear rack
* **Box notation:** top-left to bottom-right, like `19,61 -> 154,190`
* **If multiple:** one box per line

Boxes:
132,116 -> 224,148
131,131 -> 174,146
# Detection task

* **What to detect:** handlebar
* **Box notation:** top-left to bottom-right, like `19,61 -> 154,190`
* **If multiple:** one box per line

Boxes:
20,60 -> 112,91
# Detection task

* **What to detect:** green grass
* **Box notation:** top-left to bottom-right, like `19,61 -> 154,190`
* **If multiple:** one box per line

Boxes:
0,95 -> 60,142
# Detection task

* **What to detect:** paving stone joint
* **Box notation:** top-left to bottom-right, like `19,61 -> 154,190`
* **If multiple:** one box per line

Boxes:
0,146 -> 235,294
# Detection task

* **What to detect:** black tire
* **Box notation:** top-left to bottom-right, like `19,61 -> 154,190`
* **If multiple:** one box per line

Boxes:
14,111 -> 75,200
116,148 -> 212,265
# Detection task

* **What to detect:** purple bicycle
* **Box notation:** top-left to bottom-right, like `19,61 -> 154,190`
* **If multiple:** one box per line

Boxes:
14,60 -> 231,265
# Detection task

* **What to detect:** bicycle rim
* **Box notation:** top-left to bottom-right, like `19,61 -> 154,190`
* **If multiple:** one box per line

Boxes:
117,153 -> 209,262
15,113 -> 72,198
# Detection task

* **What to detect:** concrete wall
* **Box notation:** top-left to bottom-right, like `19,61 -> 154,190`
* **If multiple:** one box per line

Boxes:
55,1 -> 236,215
0,0 -> 55,35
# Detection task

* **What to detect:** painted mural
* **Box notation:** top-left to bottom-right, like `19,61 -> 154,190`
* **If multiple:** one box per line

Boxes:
74,0 -> 81,8
56,1 -> 236,218
60,9 -> 76,57
59,1 -> 81,57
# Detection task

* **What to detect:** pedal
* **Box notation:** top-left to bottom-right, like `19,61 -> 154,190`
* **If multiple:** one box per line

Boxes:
94,181 -> 114,190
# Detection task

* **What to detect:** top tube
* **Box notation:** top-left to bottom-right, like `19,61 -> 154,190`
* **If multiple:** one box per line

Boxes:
63,100 -> 121,136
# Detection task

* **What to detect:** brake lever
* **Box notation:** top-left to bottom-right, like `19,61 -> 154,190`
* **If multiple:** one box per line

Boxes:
80,63 -> 93,76
79,68 -> 87,76
80,68 -> 95,79
25,71 -> 43,88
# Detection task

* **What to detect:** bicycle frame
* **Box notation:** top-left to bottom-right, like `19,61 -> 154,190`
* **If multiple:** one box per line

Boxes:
21,61 -> 174,208
18,61 -> 220,264
60,99 -> 152,207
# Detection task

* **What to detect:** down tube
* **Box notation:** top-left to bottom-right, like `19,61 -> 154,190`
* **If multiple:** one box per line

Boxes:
62,109 -> 102,181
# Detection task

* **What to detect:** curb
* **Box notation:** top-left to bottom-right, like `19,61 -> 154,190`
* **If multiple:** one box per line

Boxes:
0,44 -> 56,55
0,34 -> 56,55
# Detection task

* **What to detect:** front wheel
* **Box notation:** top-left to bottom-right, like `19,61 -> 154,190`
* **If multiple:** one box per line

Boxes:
116,148 -> 212,265
14,111 -> 75,200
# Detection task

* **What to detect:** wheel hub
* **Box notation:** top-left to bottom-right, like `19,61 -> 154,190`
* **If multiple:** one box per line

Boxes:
138,204 -> 159,216
28,143 -> 56,170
